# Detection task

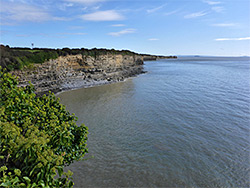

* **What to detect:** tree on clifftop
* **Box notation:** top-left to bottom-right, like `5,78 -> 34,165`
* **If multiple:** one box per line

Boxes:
0,68 -> 88,187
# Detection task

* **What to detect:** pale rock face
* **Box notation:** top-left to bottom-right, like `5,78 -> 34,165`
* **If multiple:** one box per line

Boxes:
11,54 -> 144,95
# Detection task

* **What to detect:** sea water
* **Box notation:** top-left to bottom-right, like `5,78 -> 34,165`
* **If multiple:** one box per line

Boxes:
58,57 -> 250,187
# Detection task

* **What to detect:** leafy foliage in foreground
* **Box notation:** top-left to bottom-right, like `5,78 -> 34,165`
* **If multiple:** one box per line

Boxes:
0,68 -> 88,187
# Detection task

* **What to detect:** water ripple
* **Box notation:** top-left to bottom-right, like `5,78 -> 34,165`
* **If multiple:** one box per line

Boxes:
59,58 -> 250,187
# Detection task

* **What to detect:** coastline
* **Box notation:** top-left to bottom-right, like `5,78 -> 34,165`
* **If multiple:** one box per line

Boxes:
11,54 -> 145,96
54,73 -> 144,96
10,53 -> 176,96
36,65 -> 146,96
2,45 -> 177,96
36,71 -> 145,96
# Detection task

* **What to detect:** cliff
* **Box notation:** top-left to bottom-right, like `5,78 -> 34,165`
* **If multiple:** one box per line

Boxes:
1,45 -> 177,94
11,54 -> 145,95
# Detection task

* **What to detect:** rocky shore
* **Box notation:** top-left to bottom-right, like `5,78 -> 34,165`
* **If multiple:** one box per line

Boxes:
11,54 -> 145,95
11,53 -> 176,95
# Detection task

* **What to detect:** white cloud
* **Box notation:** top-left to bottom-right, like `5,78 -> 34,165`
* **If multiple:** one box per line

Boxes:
212,23 -> 238,27
111,24 -> 125,27
108,29 -> 136,37
215,37 -> 250,41
81,10 -> 124,21
147,4 -> 167,13
148,38 -> 159,41
92,5 -> 101,10
69,26 -> 85,30
0,2 -> 51,23
58,3 -> 74,11
53,17 -> 72,21
59,32 -> 87,35
64,0 -> 105,4
184,11 -> 207,19
0,30 -> 10,35
212,6 -> 224,13
15,32 -> 87,38
164,9 -> 179,16
16,34 -> 31,37
203,0 -> 221,5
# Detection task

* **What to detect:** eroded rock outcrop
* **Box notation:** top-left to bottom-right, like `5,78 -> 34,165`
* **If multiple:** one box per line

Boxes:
12,54 -> 144,95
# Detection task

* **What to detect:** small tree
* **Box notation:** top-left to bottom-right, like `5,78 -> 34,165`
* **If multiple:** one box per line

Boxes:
0,68 -> 88,187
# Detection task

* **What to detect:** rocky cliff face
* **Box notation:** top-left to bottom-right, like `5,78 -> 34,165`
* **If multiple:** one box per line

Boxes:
12,54 -> 144,95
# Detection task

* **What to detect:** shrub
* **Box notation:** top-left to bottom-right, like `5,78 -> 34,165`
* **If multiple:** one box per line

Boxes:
0,68 -> 88,187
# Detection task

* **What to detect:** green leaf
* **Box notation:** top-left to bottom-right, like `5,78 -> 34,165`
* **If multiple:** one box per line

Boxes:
38,180 -> 45,188
69,181 -> 74,187
36,172 -> 41,181
23,176 -> 31,183
0,182 -> 11,187
31,182 -> 37,188
19,183 -> 27,187
10,176 -> 20,184
57,166 -> 63,177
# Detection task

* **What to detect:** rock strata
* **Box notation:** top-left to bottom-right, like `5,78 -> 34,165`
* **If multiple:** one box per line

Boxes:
11,54 -> 145,95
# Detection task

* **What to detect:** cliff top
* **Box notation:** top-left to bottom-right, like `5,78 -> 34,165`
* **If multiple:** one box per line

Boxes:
0,45 -> 176,71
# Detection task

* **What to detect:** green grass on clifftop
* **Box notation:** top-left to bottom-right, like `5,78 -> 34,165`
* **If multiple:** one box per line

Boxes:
0,45 -> 138,71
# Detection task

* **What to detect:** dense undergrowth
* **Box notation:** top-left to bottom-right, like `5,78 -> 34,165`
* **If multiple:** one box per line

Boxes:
0,68 -> 88,187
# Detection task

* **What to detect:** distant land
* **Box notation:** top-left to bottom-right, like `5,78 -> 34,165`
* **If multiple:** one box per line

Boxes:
0,45 -> 177,95
177,55 -> 250,58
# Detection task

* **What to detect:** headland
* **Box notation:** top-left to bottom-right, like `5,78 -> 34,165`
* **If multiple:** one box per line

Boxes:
0,45 -> 177,95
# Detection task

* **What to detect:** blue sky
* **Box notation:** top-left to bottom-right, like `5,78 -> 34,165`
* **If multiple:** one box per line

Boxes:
0,0 -> 249,56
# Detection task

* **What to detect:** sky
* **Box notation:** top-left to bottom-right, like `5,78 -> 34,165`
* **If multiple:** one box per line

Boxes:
0,0 -> 250,56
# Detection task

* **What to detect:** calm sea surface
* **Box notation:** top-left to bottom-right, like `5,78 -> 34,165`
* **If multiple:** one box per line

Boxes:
58,57 -> 250,187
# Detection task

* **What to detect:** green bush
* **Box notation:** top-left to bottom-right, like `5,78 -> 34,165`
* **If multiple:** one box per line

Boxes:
0,68 -> 88,187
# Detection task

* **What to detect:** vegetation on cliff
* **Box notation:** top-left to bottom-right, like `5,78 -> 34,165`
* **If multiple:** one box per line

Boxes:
0,45 -> 138,71
0,68 -> 88,187
0,45 -> 177,72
